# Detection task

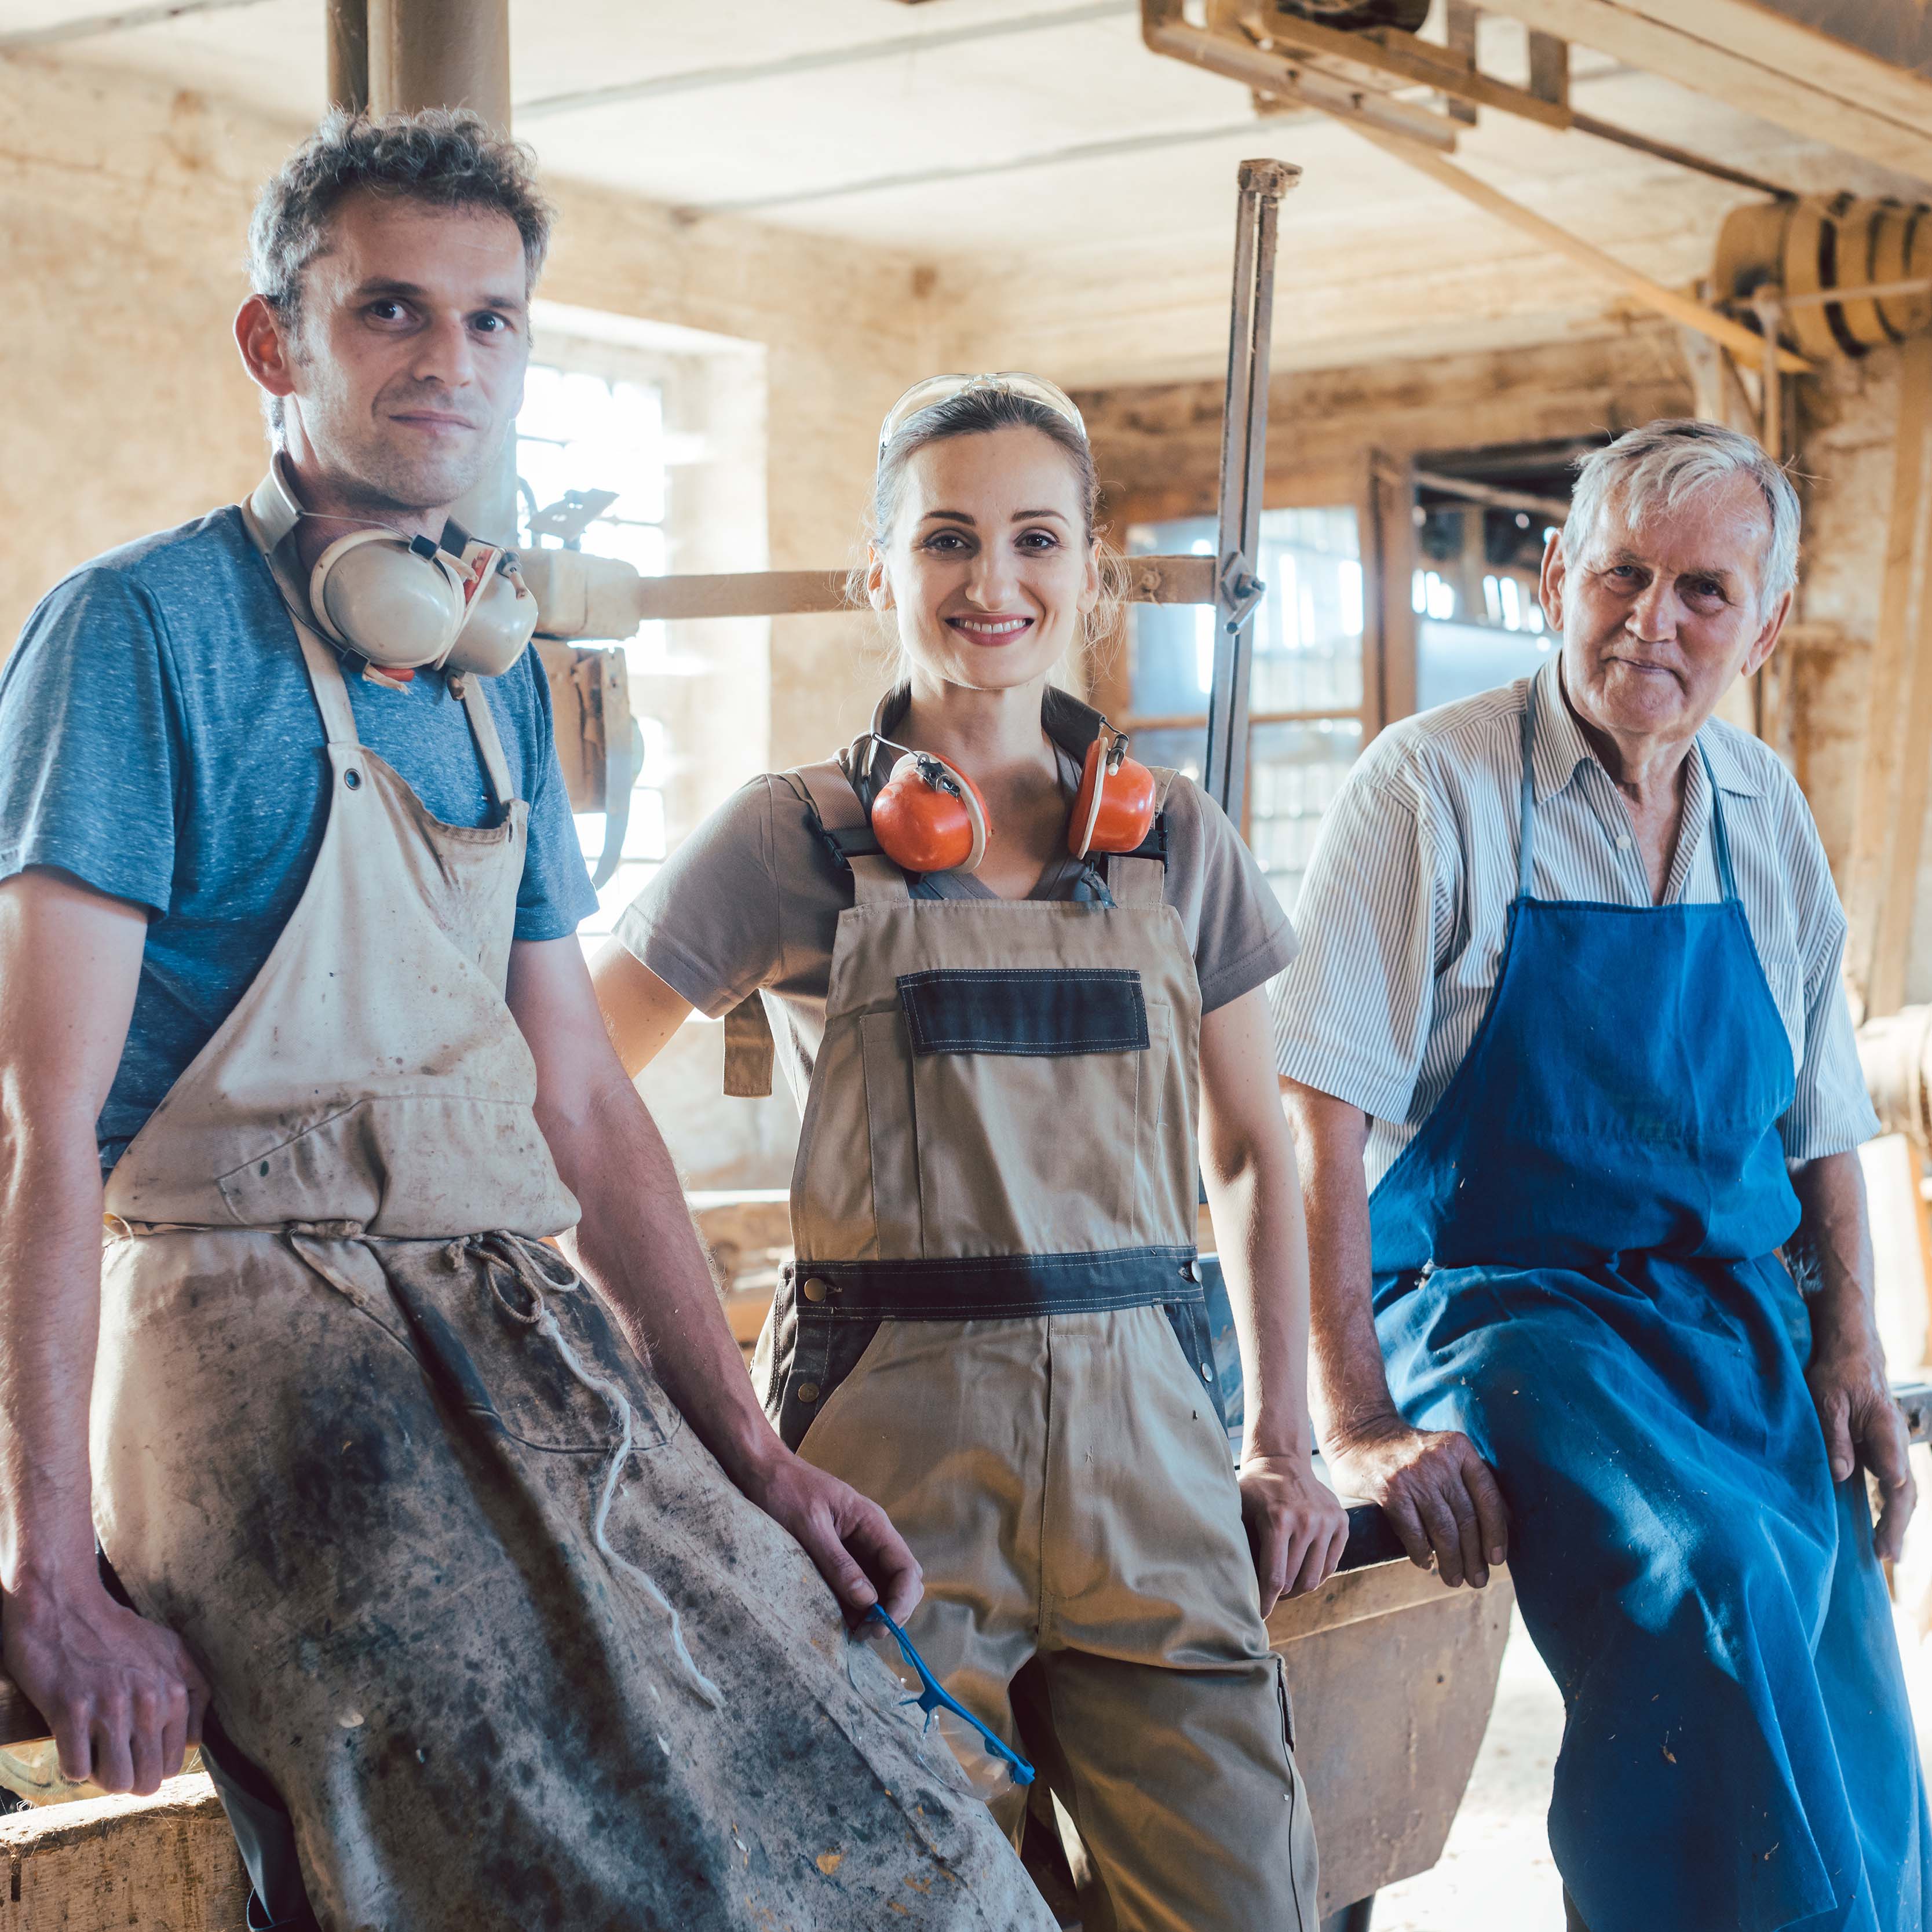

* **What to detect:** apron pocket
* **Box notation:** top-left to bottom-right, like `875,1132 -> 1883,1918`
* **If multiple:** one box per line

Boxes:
897,966 -> 1149,1057
401,1275 -> 674,1456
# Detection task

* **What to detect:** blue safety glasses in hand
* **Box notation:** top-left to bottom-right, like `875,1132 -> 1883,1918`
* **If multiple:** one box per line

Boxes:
854,1606 -> 1035,1799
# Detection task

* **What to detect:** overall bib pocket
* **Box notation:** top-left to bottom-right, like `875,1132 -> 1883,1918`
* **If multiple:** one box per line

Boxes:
899,967 -> 1153,1255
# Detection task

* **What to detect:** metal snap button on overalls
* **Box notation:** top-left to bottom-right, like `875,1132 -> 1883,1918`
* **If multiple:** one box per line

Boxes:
802,1277 -> 830,1303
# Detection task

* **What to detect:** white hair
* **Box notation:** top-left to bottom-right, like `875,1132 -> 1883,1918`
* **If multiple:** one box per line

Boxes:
1564,419 -> 1800,607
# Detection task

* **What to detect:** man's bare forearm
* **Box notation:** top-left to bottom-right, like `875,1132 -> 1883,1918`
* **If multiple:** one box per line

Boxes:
1280,1080 -> 1398,1449
545,1070 -> 782,1488
0,1106 -> 110,1595
1791,1151 -> 1880,1355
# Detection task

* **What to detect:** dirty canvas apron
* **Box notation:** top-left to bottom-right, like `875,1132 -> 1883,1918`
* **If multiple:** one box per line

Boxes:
88,501 -> 1053,1932
743,692 -> 1318,1932
1369,685 -> 1931,1932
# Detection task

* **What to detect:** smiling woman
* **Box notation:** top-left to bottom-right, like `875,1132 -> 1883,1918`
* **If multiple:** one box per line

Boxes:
592,370 -> 1343,1929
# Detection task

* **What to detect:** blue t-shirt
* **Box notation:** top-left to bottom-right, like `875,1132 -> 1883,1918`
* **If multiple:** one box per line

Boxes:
0,507 -> 598,1171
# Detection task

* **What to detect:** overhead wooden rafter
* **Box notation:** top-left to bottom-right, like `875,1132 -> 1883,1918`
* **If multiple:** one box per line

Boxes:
1144,0 -> 1813,374
1471,0 -> 1932,187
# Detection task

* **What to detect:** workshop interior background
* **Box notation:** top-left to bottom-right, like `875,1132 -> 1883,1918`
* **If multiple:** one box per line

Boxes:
6,1 -> 1932,1925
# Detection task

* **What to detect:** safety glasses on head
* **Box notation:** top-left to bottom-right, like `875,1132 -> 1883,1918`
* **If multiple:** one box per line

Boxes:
877,372 -> 1087,456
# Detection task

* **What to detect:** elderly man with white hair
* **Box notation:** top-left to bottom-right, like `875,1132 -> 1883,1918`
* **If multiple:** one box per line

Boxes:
1276,419 -> 1930,1931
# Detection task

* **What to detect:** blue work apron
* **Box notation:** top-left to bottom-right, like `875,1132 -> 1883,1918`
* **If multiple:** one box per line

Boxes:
1368,686 -> 1930,1932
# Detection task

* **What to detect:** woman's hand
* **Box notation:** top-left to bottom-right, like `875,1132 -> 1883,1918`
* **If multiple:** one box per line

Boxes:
1237,1453 -> 1350,1615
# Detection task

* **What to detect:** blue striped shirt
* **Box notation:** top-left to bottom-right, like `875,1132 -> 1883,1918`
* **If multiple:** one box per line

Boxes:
1270,658 -> 1878,1188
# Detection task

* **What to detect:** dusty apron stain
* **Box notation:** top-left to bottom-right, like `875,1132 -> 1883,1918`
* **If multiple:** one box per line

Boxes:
748,697 -> 1320,1932
87,498 -> 1055,1932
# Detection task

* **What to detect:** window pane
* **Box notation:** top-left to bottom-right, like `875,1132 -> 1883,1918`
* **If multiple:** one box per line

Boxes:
1126,507 -> 1363,720
1247,718 -> 1364,916
1417,619 -> 1556,713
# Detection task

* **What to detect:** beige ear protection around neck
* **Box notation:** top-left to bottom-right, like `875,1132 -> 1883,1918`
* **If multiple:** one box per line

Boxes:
250,456 -> 539,678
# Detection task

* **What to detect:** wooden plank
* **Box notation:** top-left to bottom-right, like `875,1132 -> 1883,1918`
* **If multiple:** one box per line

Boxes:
1845,333 -> 1932,1020
1276,1571 -> 1513,1916
1616,0 -> 1932,141
1473,0 -> 1932,185
0,1777 -> 246,1931
1339,119 -> 1814,375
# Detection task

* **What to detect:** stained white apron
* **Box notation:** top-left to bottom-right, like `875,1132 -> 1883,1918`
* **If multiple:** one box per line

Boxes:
88,502 -> 1053,1932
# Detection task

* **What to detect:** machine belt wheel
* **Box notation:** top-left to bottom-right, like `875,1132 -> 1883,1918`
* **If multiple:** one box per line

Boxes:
1272,0 -> 1430,31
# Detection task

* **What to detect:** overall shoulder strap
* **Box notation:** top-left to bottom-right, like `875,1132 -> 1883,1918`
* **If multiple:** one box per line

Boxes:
454,673 -> 517,814
794,757 -> 911,907
1698,745 -> 1741,902
1106,767 -> 1181,909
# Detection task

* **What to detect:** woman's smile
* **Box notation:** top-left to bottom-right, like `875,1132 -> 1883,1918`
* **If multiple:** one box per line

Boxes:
945,613 -> 1035,644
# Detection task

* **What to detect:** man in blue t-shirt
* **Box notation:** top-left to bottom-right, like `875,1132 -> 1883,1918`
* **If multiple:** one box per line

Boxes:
0,111 -> 992,1932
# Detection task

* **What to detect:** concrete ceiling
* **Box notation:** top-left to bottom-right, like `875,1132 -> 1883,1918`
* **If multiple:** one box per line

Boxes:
5,0 -> 1930,384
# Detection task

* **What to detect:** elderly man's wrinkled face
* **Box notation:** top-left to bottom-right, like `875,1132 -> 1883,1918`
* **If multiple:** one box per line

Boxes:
1542,473 -> 1789,747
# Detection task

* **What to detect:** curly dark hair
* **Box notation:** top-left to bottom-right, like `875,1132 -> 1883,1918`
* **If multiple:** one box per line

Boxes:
248,107 -> 553,326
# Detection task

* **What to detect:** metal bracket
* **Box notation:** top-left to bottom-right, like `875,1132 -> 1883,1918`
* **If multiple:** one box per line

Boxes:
1217,551 -> 1267,634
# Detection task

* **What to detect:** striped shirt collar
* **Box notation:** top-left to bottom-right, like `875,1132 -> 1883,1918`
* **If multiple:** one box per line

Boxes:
1529,656 -> 1766,805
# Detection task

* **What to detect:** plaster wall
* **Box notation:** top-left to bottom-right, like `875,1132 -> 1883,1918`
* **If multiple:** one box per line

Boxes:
0,55 -> 952,1192
0,56 -> 945,772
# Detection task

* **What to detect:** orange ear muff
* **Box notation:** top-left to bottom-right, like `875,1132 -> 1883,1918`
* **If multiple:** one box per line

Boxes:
1069,733 -> 1157,860
871,752 -> 992,874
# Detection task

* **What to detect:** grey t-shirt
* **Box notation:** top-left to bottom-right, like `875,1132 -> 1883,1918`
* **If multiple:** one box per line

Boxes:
617,746 -> 1297,1108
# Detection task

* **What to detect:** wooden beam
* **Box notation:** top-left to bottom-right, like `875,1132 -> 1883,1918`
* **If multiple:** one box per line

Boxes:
1847,334 -> 1932,1020
1444,2 -> 1481,126
1340,120 -> 1813,376
1144,6 -> 1460,149
1472,0 -> 1932,186
1241,0 -> 1572,129
1526,27 -> 1569,108
624,553 -> 1219,624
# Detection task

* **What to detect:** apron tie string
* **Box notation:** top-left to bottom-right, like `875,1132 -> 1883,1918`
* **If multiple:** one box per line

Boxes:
458,1233 -> 726,1714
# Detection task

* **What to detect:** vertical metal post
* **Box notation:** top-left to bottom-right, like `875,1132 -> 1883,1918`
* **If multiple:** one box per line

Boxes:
1204,158 -> 1300,823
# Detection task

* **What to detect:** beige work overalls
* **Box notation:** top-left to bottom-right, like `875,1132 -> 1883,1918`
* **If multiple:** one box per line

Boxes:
87,489 -> 1053,1932
748,696 -> 1319,1932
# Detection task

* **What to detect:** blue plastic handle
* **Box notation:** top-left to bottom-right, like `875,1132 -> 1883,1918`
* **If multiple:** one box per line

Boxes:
863,1606 -> 1036,1787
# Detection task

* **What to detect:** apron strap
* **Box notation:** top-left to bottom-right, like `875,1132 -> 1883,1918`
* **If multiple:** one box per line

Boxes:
794,758 -> 911,907
1699,744 -> 1741,903
454,674 -> 518,814
1106,766 -> 1181,909
1517,679 -> 1539,901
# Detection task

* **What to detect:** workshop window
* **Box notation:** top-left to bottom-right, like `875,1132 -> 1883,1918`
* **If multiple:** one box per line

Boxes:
516,361 -> 671,941
1126,507 -> 1364,914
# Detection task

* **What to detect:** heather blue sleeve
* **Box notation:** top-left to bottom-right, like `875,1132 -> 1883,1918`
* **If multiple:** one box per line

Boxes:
0,568 -> 180,915
503,651 -> 598,943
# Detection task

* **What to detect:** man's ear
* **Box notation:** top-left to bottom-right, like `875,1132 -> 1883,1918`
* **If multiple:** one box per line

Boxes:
1537,527 -> 1568,634
1743,585 -> 1794,680
235,293 -> 297,402
866,546 -> 894,613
